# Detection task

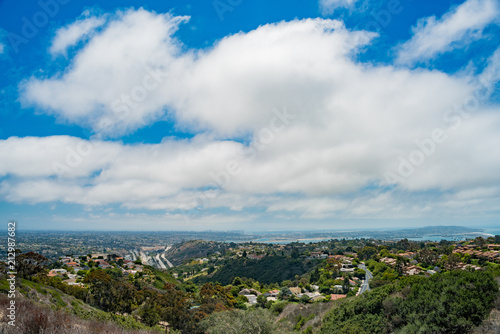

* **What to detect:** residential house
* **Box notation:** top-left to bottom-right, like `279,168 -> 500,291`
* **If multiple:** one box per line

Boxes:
243,295 -> 257,305
330,294 -> 347,301
264,290 -> 279,298
380,257 -> 396,266
239,288 -> 261,296
405,265 -> 423,276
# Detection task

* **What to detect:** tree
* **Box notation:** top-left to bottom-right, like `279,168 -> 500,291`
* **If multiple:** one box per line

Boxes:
342,277 -> 350,294
140,300 -> 161,326
443,253 -> 461,270
278,287 -> 292,300
475,237 -> 486,248
417,249 -> 437,266
395,257 -> 405,276
15,252 -> 48,279
256,294 -> 267,308
354,268 -> 366,279
299,294 -> 311,304
235,295 -> 248,310
310,268 -> 320,283
84,269 -> 114,311
462,253 -> 471,264
232,277 -> 243,286
358,246 -> 378,261
379,249 -> 390,258
397,239 -> 410,251
242,250 -> 247,258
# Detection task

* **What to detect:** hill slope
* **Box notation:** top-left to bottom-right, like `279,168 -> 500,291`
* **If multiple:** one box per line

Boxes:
193,256 -> 318,285
320,270 -> 499,334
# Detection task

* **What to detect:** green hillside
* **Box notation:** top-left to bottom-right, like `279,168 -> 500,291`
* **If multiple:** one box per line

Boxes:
0,278 -> 161,333
320,270 -> 499,334
193,256 -> 318,285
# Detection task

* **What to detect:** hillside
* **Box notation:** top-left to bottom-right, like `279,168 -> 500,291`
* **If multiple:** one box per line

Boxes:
165,240 -> 228,266
196,269 -> 500,334
0,278 -> 161,333
320,270 -> 499,333
193,256 -> 318,285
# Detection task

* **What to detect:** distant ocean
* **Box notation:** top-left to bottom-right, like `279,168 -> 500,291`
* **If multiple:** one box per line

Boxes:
481,227 -> 500,236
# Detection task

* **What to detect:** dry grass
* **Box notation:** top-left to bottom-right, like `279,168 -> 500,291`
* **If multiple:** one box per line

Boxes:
275,301 -> 339,332
0,293 -> 157,334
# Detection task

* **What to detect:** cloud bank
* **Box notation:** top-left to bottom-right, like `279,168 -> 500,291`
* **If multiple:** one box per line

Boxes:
5,7 -> 500,226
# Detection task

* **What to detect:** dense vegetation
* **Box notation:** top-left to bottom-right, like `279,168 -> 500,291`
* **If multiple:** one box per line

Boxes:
320,270 -> 499,333
200,308 -> 287,334
194,256 -> 318,285
0,280 -> 160,333
165,240 -> 228,266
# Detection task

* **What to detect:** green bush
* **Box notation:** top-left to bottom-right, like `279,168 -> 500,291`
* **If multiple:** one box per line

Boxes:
271,301 -> 289,315
320,270 -> 498,333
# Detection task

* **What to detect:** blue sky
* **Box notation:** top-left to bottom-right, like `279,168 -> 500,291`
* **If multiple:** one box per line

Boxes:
0,0 -> 499,231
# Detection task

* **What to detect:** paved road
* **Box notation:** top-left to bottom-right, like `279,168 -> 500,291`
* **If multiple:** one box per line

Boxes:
155,254 -> 167,269
358,263 -> 373,294
130,250 -> 137,261
161,253 -> 174,268
140,251 -> 151,265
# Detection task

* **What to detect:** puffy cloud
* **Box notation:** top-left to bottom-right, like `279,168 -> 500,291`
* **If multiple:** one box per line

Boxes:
396,0 -> 499,65
10,9 -> 500,224
22,9 -> 190,137
319,0 -> 358,15
23,13 -> 375,137
50,14 -> 107,55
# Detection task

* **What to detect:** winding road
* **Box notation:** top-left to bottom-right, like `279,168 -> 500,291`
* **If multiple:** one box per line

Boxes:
358,263 -> 373,295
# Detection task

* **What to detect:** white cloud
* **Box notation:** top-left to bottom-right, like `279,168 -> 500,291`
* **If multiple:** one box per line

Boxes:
23,9 -> 190,137
50,14 -> 107,55
10,9 -> 500,224
479,47 -> 500,88
22,13 -> 374,138
319,0 -> 357,15
396,0 -> 499,65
